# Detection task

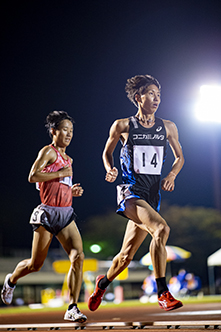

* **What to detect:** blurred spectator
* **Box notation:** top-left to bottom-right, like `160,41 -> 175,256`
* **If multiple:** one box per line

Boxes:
142,272 -> 157,296
168,269 -> 201,296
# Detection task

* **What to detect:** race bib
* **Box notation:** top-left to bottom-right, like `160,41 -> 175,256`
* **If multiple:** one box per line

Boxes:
30,207 -> 44,224
133,145 -> 164,175
59,176 -> 72,187
117,184 -> 133,205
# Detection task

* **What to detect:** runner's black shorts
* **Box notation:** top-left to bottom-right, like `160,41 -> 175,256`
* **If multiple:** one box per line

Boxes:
116,184 -> 160,218
29,204 -> 77,235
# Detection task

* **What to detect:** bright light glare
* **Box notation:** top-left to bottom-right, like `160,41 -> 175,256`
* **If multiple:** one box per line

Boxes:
90,244 -> 102,253
195,85 -> 221,123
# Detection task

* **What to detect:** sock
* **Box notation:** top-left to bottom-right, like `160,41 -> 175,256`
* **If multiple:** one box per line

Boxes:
8,278 -> 16,288
156,277 -> 168,297
68,303 -> 77,310
98,275 -> 111,290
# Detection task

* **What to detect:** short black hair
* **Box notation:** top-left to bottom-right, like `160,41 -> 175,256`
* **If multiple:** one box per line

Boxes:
45,110 -> 74,137
125,74 -> 161,107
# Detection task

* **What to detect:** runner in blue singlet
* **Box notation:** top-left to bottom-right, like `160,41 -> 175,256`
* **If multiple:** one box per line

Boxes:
88,74 -> 185,312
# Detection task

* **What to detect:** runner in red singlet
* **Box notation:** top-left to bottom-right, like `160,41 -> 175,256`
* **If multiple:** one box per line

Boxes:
1,110 -> 87,323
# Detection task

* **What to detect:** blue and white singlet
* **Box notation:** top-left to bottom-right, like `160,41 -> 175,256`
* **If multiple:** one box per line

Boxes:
117,116 -> 167,215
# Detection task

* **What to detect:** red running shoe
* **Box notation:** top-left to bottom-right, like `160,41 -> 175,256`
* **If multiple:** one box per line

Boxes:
88,275 -> 107,311
158,291 -> 183,311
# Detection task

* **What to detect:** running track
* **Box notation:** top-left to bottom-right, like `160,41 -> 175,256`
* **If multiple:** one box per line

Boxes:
0,302 -> 221,331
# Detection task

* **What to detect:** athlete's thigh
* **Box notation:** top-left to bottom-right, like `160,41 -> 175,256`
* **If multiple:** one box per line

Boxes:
120,219 -> 148,258
31,226 -> 53,264
124,198 -> 168,236
56,220 -> 83,255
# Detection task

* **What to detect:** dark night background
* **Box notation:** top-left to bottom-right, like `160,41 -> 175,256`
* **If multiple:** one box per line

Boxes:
1,0 -> 221,251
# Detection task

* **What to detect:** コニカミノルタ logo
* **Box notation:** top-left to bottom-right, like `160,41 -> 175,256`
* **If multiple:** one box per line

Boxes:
133,133 -> 164,140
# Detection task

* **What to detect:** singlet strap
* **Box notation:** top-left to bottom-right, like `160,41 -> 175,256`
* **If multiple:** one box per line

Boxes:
50,144 -> 70,163
130,116 -> 139,128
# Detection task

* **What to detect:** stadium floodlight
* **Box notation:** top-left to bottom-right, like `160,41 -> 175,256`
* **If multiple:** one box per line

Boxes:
90,244 -> 102,253
195,85 -> 221,123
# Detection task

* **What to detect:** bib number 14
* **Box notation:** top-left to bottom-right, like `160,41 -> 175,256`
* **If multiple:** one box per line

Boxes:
133,145 -> 164,175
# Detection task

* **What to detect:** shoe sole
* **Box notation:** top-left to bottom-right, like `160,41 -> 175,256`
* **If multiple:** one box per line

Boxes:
1,274 -> 13,305
64,318 -> 87,323
159,301 -> 183,311
0,292 -> 9,305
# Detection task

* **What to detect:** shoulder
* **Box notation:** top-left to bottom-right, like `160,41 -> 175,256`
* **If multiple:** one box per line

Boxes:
111,117 -> 130,134
161,119 -> 179,139
39,145 -> 56,154
37,145 -> 57,159
162,119 -> 178,133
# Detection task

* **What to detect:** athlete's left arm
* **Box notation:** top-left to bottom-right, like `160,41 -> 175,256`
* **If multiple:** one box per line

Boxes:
71,183 -> 84,197
161,120 -> 185,192
67,156 -> 84,197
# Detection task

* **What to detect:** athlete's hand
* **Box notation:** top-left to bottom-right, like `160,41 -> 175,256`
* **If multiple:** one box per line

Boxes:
161,173 -> 176,192
72,183 -> 84,197
105,167 -> 118,183
59,165 -> 73,178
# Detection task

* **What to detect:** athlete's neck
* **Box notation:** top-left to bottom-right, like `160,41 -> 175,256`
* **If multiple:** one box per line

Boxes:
51,143 -> 66,154
135,112 -> 155,126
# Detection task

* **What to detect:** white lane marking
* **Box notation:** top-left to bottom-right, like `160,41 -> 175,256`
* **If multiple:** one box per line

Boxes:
155,310 -> 221,316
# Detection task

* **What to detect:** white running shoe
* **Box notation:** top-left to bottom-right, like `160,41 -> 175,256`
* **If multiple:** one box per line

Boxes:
1,274 -> 16,305
64,306 -> 87,323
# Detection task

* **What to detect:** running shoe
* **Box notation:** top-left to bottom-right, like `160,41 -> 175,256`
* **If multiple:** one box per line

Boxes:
64,306 -> 87,323
158,290 -> 183,311
88,275 -> 107,311
1,274 -> 16,305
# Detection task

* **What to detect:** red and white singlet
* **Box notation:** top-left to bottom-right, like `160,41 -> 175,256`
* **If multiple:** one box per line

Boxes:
37,145 -> 73,207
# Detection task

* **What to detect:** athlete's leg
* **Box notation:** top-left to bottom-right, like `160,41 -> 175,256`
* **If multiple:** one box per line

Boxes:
107,220 -> 147,281
56,220 -> 84,305
10,226 -> 53,284
88,220 -> 147,311
124,198 -> 170,279
123,198 -> 183,310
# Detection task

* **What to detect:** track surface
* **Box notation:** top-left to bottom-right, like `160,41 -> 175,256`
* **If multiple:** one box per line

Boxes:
0,302 -> 221,330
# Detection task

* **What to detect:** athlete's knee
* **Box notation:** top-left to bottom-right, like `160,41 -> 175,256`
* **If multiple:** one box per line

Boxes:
77,251 -> 85,263
69,249 -> 84,267
163,223 -> 170,239
153,222 -> 170,244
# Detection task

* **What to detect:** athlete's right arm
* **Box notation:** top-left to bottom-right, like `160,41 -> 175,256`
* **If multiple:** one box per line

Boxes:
102,118 -> 129,183
28,146 -> 72,183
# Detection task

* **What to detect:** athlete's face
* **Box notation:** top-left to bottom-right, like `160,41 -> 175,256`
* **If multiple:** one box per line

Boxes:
53,120 -> 73,147
138,84 -> 161,114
